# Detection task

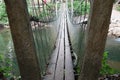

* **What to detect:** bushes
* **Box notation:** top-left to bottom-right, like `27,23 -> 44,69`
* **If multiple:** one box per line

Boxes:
0,29 -> 20,78
100,51 -> 119,75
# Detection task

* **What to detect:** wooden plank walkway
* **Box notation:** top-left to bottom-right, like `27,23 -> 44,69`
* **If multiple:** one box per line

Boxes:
44,3 -> 75,80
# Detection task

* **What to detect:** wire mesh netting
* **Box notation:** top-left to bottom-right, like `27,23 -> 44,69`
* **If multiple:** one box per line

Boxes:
27,0 -> 61,76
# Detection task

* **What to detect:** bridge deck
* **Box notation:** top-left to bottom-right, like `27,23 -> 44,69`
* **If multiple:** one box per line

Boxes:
44,3 -> 75,80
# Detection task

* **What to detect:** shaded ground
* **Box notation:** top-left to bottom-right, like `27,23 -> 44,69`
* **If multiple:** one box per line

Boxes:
98,74 -> 120,80
0,24 -> 4,30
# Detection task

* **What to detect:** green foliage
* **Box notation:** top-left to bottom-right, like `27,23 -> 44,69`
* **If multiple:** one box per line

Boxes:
0,1 -> 8,24
100,51 -> 118,75
46,3 -> 55,10
39,11 -> 55,20
74,65 -> 80,74
28,3 -> 55,20
74,1 -> 90,16
68,1 -> 90,16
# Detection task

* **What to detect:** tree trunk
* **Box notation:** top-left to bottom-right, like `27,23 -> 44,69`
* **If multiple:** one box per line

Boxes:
79,0 -> 114,80
4,0 -> 41,80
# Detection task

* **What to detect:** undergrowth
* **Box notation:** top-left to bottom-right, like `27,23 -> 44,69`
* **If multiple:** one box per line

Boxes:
0,1 -> 8,24
100,51 -> 119,75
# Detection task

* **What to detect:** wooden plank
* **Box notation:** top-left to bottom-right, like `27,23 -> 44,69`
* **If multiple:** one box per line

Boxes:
43,42 -> 60,80
54,18 -> 65,80
44,16 -> 64,80
65,17 -> 75,80
54,38 -> 64,80
45,3 -> 75,80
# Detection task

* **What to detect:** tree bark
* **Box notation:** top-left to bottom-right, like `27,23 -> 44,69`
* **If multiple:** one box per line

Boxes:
79,0 -> 114,80
4,0 -> 41,80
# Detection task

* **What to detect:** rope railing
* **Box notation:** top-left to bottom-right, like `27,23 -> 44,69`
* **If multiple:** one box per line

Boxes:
66,0 -> 90,76
26,0 -> 61,77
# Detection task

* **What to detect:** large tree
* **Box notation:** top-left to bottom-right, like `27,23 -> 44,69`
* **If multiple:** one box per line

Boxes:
79,0 -> 114,80
4,0 -> 41,80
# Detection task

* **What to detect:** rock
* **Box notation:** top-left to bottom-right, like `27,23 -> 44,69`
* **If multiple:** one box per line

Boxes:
108,27 -> 120,38
112,27 -> 120,37
117,22 -> 120,26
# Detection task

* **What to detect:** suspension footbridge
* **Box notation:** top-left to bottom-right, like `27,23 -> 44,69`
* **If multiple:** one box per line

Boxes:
4,0 -> 114,80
